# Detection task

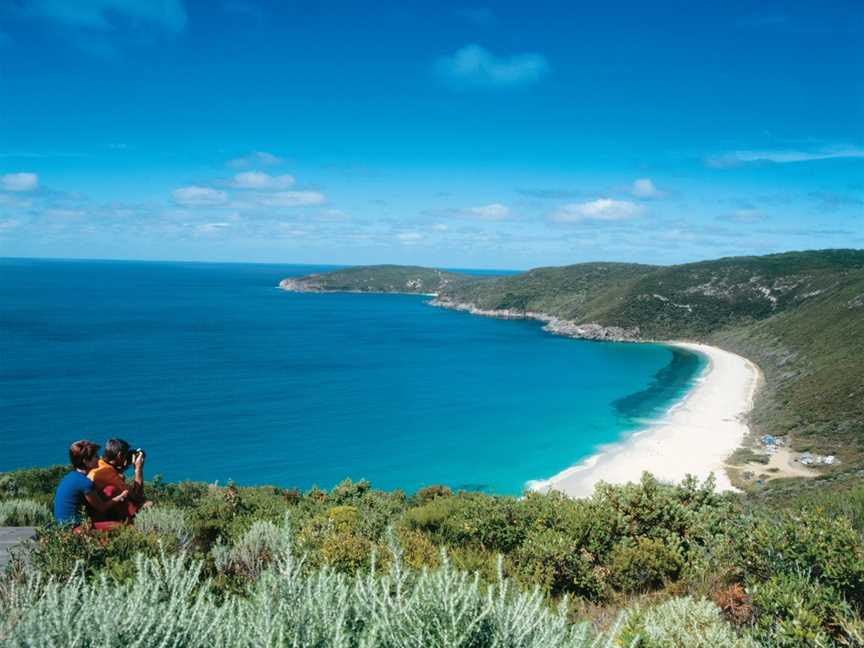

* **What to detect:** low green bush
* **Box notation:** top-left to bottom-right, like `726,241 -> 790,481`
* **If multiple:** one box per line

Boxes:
27,524 -> 175,582
607,536 -> 685,593
511,528 -> 605,600
620,596 -> 756,647
749,573 -> 857,647
212,517 -> 292,580
732,510 -> 864,605
0,499 -> 52,526
133,506 -> 194,547
0,466 -> 66,509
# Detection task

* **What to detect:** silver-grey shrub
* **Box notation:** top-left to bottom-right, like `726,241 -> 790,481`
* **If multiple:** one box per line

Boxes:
0,526 -> 625,648
212,517 -> 292,578
0,499 -> 52,527
133,506 -> 193,547
620,596 -> 756,648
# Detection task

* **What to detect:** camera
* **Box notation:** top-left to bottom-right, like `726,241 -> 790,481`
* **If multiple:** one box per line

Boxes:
125,447 -> 146,463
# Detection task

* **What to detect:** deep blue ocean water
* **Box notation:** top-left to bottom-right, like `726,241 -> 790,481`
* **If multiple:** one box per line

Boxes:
0,259 -> 705,494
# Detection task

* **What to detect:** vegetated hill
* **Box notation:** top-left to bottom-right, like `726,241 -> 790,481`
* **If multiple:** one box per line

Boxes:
278,264 -> 477,295
439,262 -> 654,317
282,250 -> 864,487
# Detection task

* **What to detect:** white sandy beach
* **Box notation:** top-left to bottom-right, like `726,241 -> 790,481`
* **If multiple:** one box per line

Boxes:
530,342 -> 761,497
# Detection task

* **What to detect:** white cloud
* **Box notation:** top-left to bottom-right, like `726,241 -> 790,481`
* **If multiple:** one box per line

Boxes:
550,199 -> 645,223
172,186 -> 229,206
435,44 -> 550,87
397,231 -> 423,244
24,0 -> 187,33
0,219 -> 21,232
195,222 -> 231,235
464,203 -> 512,220
1,172 -> 38,192
630,178 -> 665,199
253,191 -> 325,207
228,151 -> 284,168
706,147 -> 864,168
230,171 -> 295,189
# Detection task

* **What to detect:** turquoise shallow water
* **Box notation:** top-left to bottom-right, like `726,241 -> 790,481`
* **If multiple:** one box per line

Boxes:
0,259 -> 705,495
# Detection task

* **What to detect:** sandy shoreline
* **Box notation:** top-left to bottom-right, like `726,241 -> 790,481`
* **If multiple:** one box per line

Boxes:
528,342 -> 761,497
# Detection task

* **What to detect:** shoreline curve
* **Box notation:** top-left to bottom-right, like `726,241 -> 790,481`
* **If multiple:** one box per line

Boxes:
527,342 -> 762,497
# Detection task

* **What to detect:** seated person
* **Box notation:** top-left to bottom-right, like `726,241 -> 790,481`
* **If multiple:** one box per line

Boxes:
54,440 -> 129,529
87,438 -> 153,521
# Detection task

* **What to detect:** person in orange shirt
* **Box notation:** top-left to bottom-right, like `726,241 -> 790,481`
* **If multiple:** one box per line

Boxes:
88,438 -> 153,521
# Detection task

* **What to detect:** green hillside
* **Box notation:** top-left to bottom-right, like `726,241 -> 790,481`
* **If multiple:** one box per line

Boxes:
282,250 -> 864,488
279,264 -> 476,294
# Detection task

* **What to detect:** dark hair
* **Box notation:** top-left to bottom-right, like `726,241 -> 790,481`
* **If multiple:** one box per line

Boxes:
69,440 -> 100,470
103,438 -> 130,462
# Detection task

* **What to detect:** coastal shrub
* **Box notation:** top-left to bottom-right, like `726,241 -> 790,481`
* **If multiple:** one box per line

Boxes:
27,524 -> 172,582
352,491 -> 408,540
403,493 -> 530,552
415,484 -> 452,503
325,505 -> 359,531
607,536 -> 685,593
146,478 -> 210,509
712,583 -> 754,627
0,499 -> 52,527
786,482 -> 864,532
320,530 -> 376,573
449,545 -> 500,583
748,573 -> 851,647
329,477 -> 371,503
185,484 -> 242,547
212,517 -> 291,579
134,505 -> 194,547
588,474 -> 725,551
0,466 -> 66,508
1,546 -> 624,647
511,528 -> 605,601
397,527 -> 440,569
731,510 -> 864,605
619,596 -> 756,648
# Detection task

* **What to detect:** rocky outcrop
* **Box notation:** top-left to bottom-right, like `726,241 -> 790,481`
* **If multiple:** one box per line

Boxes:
429,298 -> 641,342
279,278 -> 326,292
278,277 -> 437,296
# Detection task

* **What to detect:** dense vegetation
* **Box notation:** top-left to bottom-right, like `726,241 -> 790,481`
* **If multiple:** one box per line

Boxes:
2,466 -> 864,646
279,264 -> 472,294
283,250 -> 864,488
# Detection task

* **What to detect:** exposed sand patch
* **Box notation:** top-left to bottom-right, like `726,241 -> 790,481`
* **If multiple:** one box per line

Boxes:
730,445 -> 819,482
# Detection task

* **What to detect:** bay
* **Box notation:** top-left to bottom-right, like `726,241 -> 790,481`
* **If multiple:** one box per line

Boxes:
0,258 -> 704,494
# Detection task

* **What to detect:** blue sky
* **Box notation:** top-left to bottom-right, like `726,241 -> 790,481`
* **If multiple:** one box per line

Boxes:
0,0 -> 861,269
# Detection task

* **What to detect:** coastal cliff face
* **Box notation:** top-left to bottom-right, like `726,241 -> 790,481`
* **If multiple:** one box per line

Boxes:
279,250 -> 864,479
429,297 -> 641,342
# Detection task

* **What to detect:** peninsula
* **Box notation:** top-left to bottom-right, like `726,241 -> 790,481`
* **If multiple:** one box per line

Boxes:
281,250 -> 864,495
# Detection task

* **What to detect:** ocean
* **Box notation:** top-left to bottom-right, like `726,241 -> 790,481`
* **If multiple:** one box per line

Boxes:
0,258 -> 705,495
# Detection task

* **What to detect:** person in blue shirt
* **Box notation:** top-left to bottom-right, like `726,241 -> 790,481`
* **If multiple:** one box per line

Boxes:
53,440 -> 129,526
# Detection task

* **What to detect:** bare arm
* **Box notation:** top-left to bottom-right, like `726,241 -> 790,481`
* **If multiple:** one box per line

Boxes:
132,453 -> 145,497
84,488 -> 129,513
